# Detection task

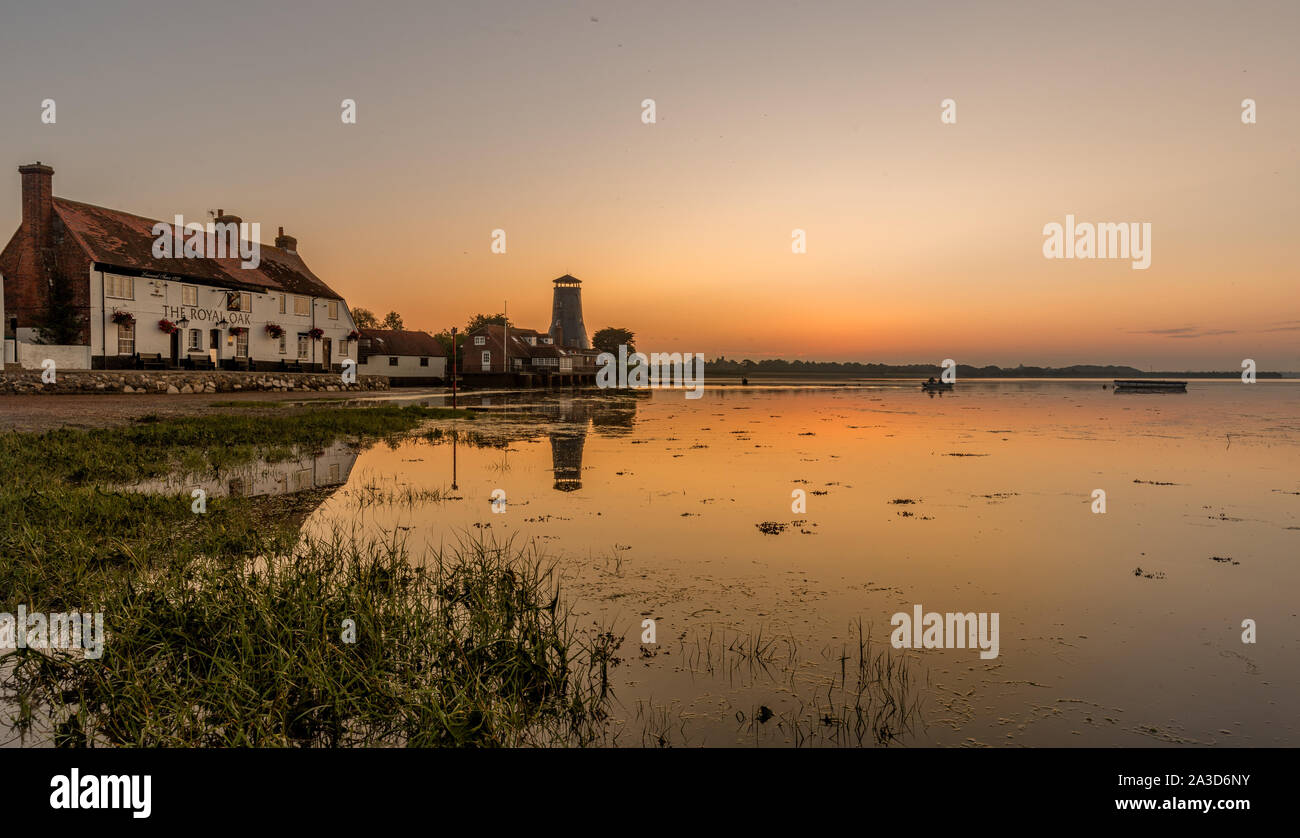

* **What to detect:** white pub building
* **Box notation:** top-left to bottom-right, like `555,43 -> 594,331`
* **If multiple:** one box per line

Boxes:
1,162 -> 358,372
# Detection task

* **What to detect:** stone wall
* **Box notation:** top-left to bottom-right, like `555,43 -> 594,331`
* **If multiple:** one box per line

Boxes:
0,369 -> 390,396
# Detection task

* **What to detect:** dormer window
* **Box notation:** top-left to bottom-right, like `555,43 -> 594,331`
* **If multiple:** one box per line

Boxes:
474,335 -> 486,346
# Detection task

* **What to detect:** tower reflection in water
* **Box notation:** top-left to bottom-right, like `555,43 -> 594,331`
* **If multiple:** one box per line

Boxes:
441,392 -> 643,493
547,394 -> 641,491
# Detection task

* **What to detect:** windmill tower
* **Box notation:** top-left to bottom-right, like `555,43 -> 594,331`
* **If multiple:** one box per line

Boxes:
548,274 -> 589,349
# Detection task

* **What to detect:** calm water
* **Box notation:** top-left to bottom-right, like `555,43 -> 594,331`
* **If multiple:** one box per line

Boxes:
156,381 -> 1300,745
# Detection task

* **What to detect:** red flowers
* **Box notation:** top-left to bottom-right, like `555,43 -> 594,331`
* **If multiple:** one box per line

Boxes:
229,326 -> 248,336
308,327 -> 324,339
346,330 -> 361,341
158,319 -> 178,334
265,323 -> 285,338
111,310 -> 135,325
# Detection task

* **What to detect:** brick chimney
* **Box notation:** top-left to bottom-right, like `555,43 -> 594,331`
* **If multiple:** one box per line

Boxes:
213,208 -> 243,226
275,226 -> 297,253
19,162 -> 54,251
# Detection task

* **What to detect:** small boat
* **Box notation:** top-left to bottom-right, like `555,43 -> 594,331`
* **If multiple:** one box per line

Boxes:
1113,379 -> 1187,393
921,381 -> 954,392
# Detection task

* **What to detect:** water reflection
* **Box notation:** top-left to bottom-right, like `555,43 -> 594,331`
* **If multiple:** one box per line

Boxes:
119,441 -> 359,500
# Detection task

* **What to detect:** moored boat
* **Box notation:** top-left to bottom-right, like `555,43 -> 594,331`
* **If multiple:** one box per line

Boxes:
921,381 -> 954,392
1113,379 -> 1187,393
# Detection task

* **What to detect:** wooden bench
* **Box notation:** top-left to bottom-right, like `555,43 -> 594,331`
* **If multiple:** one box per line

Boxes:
186,353 -> 215,370
281,359 -> 304,373
137,352 -> 166,369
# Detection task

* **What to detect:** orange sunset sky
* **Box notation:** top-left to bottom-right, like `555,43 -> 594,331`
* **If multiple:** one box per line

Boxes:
1,0 -> 1296,369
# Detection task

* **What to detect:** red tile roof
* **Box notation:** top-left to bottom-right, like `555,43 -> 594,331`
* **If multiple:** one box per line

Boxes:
52,197 -> 346,301
358,328 -> 446,357
469,324 -> 545,357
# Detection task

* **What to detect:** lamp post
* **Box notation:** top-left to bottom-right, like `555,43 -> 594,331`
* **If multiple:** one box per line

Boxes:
450,326 -> 458,409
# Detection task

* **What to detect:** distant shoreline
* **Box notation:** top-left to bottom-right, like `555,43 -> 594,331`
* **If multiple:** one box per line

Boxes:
703,364 -> 1293,380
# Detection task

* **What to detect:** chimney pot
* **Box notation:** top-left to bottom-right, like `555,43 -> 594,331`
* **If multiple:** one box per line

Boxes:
275,226 -> 298,253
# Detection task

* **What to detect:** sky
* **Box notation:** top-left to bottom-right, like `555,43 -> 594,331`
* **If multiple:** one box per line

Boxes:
1,0 -> 1296,369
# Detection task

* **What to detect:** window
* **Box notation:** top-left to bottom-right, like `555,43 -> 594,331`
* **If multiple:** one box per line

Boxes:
235,331 -> 249,358
474,335 -> 485,346
419,357 -> 429,367
481,351 -> 491,368
294,296 -> 309,316
297,335 -> 310,360
279,294 -> 286,314
388,357 -> 398,366
117,321 -> 135,355
328,463 -> 340,482
338,341 -> 348,358
226,291 -> 251,311
187,329 -> 201,351
106,274 -> 133,300
182,285 -> 197,306
328,300 -> 338,320
278,334 -> 287,355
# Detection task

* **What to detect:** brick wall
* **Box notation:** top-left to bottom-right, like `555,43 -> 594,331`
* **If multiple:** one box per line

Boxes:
0,163 -> 94,343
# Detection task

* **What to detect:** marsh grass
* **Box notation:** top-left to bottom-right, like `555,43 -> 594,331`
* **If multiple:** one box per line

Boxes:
676,621 -> 923,747
0,404 -> 473,484
345,475 -> 457,508
2,531 -> 617,747
0,403 -> 622,748
787,619 -> 924,747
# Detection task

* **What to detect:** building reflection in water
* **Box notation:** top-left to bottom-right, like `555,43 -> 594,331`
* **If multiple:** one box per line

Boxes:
117,440 -> 360,500
536,395 -> 641,491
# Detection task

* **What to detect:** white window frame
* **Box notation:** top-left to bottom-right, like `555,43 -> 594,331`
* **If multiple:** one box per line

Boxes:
328,300 -> 338,320
106,275 -> 133,300
117,320 -> 135,355
187,329 -> 201,351
474,335 -> 486,346
481,350 -> 491,368
235,330 -> 249,358
182,285 -> 197,306
278,334 -> 287,354
294,296 -> 309,316
279,294 -> 286,314
297,335 -> 310,360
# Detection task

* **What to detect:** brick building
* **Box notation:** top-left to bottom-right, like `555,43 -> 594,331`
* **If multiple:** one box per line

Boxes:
0,162 -> 357,371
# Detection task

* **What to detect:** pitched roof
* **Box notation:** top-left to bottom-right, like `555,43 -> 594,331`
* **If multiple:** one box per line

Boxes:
359,328 -> 446,357
468,323 -> 546,357
52,197 -> 346,301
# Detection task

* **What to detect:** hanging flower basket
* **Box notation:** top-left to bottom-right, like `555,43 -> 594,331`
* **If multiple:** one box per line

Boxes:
307,327 -> 324,340
111,310 -> 135,325
265,323 -> 284,339
158,318 -> 178,335
229,326 -> 248,336
346,330 -> 361,341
